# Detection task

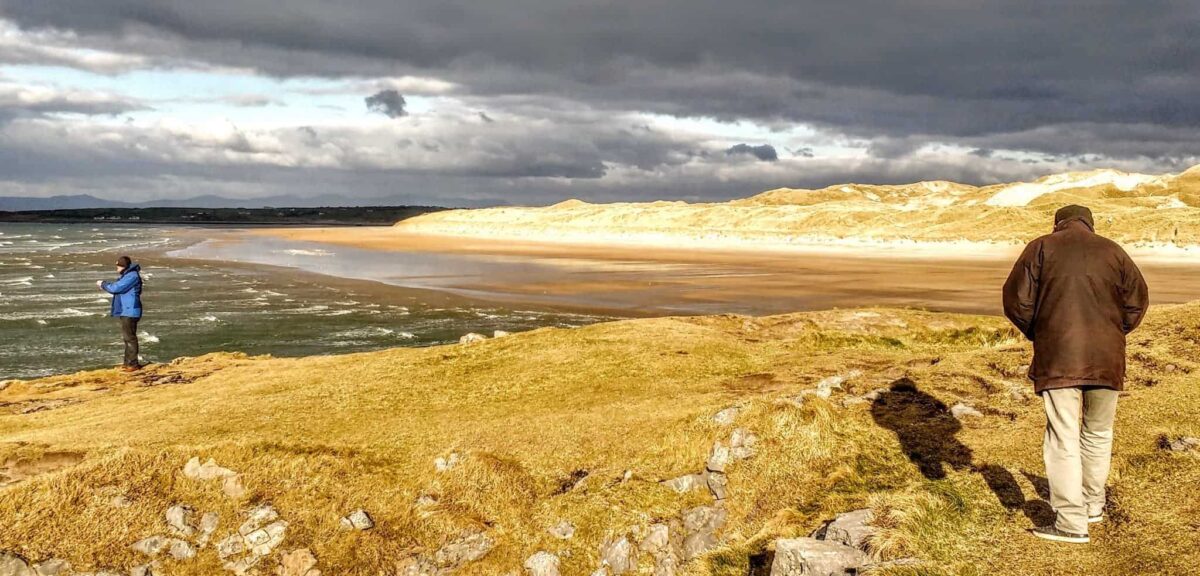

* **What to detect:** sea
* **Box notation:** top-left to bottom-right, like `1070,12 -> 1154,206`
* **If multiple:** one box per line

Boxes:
0,223 -> 613,380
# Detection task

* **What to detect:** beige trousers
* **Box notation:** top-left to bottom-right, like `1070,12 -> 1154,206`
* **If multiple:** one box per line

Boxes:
1042,387 -> 1119,534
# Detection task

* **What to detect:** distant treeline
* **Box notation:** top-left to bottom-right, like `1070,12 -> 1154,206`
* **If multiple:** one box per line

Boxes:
0,205 -> 449,226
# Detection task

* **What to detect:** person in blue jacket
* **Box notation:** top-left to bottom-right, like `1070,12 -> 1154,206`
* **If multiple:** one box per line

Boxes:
97,255 -> 143,371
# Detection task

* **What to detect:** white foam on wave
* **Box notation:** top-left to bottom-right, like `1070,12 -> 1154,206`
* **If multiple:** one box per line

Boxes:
138,331 -> 160,343
201,315 -> 219,322
324,309 -> 353,316
279,248 -> 333,257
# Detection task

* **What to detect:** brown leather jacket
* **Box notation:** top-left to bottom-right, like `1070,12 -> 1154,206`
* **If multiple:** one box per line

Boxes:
1002,217 -> 1149,392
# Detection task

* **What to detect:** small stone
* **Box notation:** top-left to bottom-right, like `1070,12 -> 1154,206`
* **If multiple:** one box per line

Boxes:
197,512 -> 219,547
459,333 -> 487,345
599,536 -> 636,575
167,539 -> 196,560
819,509 -> 876,550
165,504 -> 196,537
109,495 -> 133,508
661,473 -> 705,494
129,562 -> 159,576
252,521 -> 289,557
394,556 -> 439,576
706,471 -> 728,500
223,474 -> 248,499
416,494 -> 438,507
622,469 -> 633,482
239,504 -> 280,535
524,552 -> 559,576
33,559 -> 71,576
216,534 -> 244,560
434,532 -> 494,568
340,509 -> 374,531
816,375 -> 845,395
277,548 -> 320,576
770,537 -> 869,576
1165,364 -> 1177,373
183,457 -> 237,480
435,452 -> 461,472
712,407 -> 739,425
706,443 -> 731,473
1161,436 -> 1200,452
549,520 -> 575,539
132,535 -> 168,557
950,402 -> 983,419
730,428 -> 758,460
493,330 -> 512,338
0,553 -> 32,576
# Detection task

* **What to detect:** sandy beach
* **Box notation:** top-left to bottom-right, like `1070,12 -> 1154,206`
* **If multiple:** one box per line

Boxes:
239,226 -> 1200,316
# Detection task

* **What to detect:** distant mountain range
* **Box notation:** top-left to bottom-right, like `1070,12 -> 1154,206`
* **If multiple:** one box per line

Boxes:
0,193 -> 424,211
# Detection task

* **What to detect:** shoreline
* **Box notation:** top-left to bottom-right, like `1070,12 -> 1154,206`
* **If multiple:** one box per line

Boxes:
252,225 -> 1200,264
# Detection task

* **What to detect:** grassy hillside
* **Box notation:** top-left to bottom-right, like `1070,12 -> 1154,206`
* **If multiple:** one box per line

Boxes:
393,165 -> 1200,248
1,305 -> 1198,575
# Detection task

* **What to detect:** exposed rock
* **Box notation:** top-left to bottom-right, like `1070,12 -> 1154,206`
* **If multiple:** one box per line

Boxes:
549,520 -> 576,539
950,402 -> 983,419
622,470 -> 633,482
459,333 -> 487,345
524,552 -> 559,576
32,559 -> 71,576
493,330 -> 512,338
730,428 -> 758,460
167,539 -> 196,560
183,457 -> 237,481
681,505 -> 727,561
1160,436 -> 1200,452
599,536 -> 636,574
223,474 -> 248,499
661,473 -> 705,494
770,538 -> 869,576
712,407 -> 739,426
109,495 -> 133,508
132,536 -> 168,557
639,524 -> 679,576
239,505 -> 280,536
434,532 -> 494,569
416,494 -> 438,507
394,556 -> 440,576
706,443 -> 731,473
130,562 -> 160,576
0,552 -> 33,576
819,509 -> 876,550
197,512 -> 220,547
166,504 -> 196,537
0,381 -> 11,393
277,549 -> 321,576
706,471 -> 728,500
435,452 -> 461,472
861,388 -> 886,402
590,569 -> 608,576
340,509 -> 374,531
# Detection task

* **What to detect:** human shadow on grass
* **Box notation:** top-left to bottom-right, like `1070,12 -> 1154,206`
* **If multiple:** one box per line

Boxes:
870,378 -> 1053,526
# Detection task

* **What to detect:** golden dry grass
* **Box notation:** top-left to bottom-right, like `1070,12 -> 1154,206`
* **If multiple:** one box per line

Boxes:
1,304 -> 1198,575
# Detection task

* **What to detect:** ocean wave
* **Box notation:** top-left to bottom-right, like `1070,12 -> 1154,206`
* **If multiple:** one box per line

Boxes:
323,310 -> 354,316
138,331 -> 160,343
201,315 -> 219,322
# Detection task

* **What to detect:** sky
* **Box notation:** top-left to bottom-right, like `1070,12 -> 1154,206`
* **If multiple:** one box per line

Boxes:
0,1 -> 1198,207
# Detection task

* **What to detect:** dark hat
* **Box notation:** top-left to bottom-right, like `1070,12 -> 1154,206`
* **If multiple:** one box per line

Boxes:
1054,205 -> 1094,230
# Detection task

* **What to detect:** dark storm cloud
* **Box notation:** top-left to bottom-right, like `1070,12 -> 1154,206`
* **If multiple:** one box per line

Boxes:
365,89 -> 407,118
725,144 -> 777,162
4,0 -> 1199,138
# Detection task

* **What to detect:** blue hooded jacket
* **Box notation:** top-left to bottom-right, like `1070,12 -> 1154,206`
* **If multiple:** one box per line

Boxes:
102,263 -> 143,318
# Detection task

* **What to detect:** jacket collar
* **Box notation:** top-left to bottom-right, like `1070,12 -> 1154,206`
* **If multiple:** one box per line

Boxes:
1054,217 -> 1094,233
121,263 -> 141,276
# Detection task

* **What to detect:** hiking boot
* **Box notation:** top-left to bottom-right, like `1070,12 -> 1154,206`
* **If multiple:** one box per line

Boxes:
120,365 -> 141,372
1031,525 -> 1089,544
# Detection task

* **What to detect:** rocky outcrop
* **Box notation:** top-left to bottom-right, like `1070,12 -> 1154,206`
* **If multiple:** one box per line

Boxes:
814,509 -> 876,550
217,504 -> 289,574
598,536 -> 636,575
432,532 -> 494,570
770,537 -> 869,576
459,333 -> 487,345
182,457 -> 247,499
1160,436 -> 1200,453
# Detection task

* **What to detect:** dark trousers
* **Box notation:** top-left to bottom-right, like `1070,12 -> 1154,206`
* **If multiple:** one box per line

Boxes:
120,317 -> 140,367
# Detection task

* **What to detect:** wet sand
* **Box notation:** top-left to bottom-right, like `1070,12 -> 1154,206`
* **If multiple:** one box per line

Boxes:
172,227 -> 1200,316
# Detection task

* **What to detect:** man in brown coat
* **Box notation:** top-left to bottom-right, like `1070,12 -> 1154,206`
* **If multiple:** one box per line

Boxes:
1002,204 -> 1149,544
